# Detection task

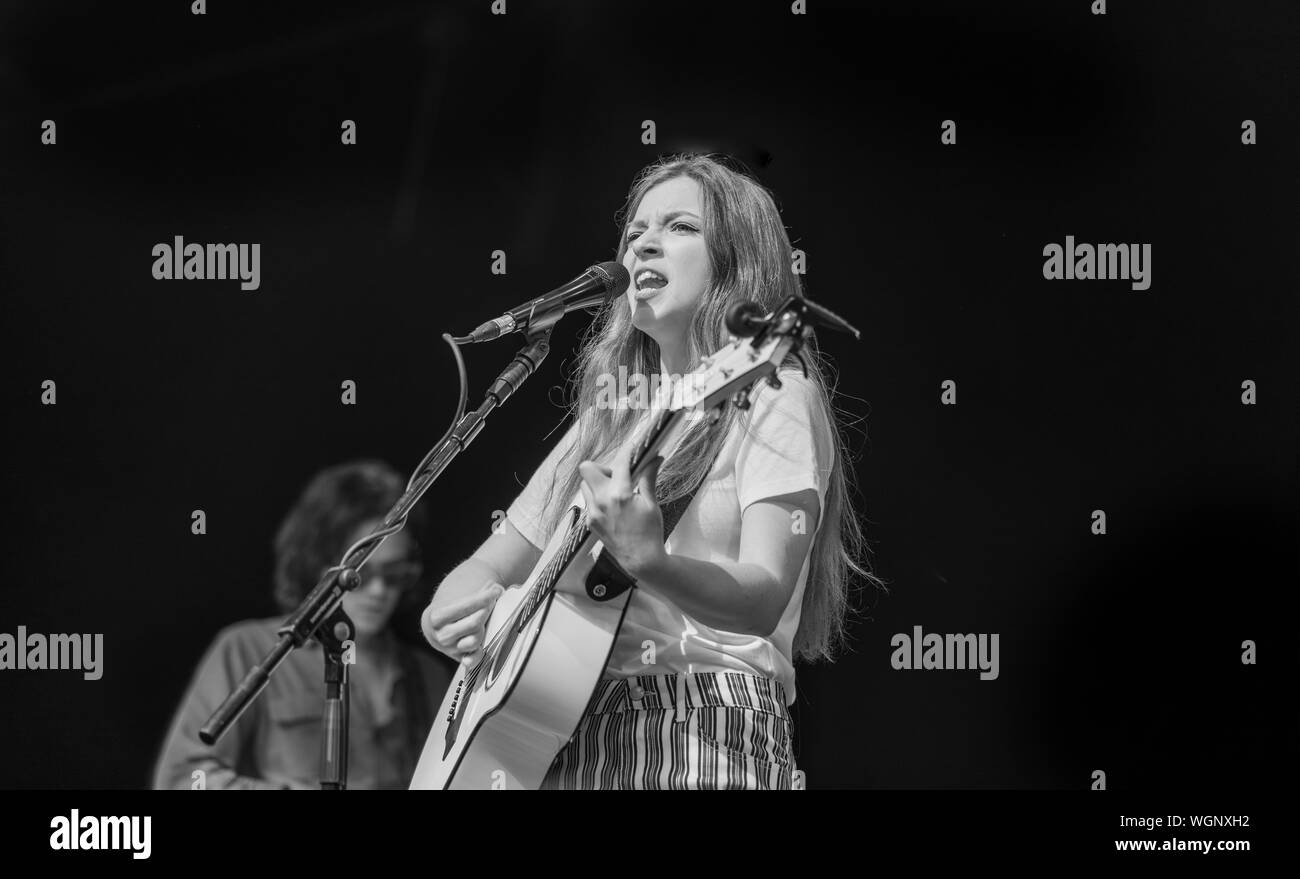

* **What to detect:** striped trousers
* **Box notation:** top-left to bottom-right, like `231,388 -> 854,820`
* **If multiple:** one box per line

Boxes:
541,671 -> 796,790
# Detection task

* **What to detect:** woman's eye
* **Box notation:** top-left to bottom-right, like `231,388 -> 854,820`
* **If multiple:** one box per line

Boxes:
625,222 -> 697,243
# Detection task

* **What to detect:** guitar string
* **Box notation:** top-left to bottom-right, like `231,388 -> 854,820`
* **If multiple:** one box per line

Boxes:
470,407 -> 676,681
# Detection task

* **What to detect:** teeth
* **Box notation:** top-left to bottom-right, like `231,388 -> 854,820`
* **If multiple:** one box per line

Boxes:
636,270 -> 666,289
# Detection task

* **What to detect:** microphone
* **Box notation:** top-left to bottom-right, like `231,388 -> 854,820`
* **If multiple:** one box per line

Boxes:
726,296 -> 860,339
461,261 -> 629,343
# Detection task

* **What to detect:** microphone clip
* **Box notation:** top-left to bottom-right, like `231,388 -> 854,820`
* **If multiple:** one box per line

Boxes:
725,294 -> 860,341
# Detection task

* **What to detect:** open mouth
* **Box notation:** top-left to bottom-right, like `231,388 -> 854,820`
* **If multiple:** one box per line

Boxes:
633,269 -> 668,301
634,269 -> 668,291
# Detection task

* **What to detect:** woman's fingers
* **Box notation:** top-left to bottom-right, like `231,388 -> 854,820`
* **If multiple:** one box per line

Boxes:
434,605 -> 493,650
422,582 -> 504,654
579,460 -> 613,479
424,582 -> 503,630
580,482 -> 597,516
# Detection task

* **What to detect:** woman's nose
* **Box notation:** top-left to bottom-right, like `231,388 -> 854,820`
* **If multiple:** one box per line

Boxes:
632,233 -> 661,258
360,573 -> 389,594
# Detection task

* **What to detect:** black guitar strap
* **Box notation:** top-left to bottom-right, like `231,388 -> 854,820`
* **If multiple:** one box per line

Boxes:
658,478 -> 704,544
583,454 -> 717,603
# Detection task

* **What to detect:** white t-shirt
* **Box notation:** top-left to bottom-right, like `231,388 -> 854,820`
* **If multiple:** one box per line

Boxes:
505,367 -> 834,705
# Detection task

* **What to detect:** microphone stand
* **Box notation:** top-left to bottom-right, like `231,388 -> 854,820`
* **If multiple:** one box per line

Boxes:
199,327 -> 555,789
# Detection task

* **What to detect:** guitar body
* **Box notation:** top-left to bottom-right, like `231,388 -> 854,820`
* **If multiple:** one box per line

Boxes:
409,503 -> 633,790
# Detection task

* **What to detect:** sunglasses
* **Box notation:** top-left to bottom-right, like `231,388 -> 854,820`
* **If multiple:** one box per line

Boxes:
353,559 -> 425,592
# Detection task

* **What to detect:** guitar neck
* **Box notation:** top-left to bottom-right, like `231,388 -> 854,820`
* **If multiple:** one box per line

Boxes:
513,405 -> 693,625
625,406 -> 689,484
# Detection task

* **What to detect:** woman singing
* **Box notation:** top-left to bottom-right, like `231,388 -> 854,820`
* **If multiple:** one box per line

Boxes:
421,154 -> 881,789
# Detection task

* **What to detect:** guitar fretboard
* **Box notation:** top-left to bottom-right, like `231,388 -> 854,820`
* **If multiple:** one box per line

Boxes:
514,406 -> 679,626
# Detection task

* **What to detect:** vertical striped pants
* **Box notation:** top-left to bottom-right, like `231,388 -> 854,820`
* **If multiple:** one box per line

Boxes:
541,671 -> 796,790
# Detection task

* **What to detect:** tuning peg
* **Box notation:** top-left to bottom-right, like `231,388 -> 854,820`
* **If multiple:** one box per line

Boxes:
726,301 -> 768,337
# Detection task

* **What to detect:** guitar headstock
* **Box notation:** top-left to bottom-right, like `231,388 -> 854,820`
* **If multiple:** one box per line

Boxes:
624,295 -> 852,475
667,333 -> 794,416
665,297 -> 826,417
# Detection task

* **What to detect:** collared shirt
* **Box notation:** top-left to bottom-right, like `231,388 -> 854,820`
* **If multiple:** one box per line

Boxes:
152,616 -> 454,789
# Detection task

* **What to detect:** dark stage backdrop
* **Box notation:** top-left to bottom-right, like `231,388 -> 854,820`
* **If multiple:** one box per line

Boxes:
0,0 -> 1293,790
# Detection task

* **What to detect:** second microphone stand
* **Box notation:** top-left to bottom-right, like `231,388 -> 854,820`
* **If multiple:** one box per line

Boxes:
199,327 -> 554,788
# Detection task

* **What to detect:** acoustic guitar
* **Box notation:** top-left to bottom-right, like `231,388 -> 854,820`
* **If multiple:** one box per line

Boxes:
410,301 -> 814,789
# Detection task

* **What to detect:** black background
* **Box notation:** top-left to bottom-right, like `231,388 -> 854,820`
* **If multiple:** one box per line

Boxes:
0,0 -> 1294,789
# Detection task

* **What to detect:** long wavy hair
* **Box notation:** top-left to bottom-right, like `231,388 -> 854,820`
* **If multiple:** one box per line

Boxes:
272,460 -> 428,613
535,154 -> 884,662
